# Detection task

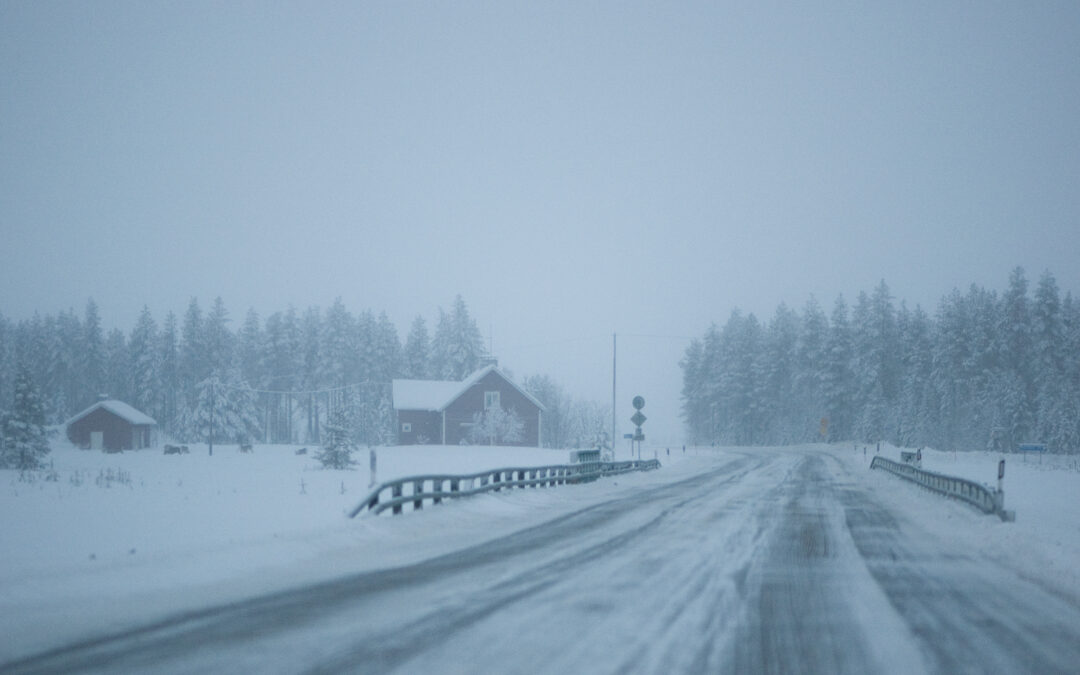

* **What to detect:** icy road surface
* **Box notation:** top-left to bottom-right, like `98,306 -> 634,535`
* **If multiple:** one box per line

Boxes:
6,449 -> 1080,674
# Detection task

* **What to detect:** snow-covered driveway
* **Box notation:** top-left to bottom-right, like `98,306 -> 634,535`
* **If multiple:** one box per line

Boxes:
6,448 -> 1080,674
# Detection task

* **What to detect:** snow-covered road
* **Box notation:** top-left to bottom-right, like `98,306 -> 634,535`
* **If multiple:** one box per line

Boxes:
6,448 -> 1080,674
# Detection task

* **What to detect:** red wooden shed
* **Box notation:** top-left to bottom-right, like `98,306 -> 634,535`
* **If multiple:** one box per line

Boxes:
66,399 -> 156,452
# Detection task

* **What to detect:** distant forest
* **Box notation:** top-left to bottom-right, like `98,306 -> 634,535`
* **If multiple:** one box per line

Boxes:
681,268 -> 1080,453
0,295 -> 607,449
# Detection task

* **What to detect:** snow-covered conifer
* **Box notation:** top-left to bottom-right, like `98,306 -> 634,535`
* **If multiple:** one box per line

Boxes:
432,296 -> 485,380
1,366 -> 50,470
403,316 -> 431,379
159,312 -> 180,434
80,299 -> 105,407
103,328 -> 130,403
128,306 -> 160,421
315,405 -> 357,469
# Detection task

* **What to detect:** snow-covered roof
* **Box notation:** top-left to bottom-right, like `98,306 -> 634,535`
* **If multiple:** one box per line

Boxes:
392,365 -> 546,412
442,365 -> 546,411
392,379 -> 467,411
65,400 -> 157,427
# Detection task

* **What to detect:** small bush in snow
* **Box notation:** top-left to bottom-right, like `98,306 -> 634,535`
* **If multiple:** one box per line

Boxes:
95,468 -> 132,488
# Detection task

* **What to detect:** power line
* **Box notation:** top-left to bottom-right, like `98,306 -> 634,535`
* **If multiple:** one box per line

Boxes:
213,380 -> 389,397
501,332 -> 695,352
500,335 -> 610,351
616,332 -> 696,341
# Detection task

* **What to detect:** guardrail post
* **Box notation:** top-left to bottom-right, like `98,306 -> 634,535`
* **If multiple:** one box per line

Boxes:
434,479 -> 443,505
410,479 -> 423,509
392,483 -> 403,515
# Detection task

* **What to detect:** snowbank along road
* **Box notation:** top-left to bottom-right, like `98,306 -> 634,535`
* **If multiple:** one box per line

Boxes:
6,447 -> 1080,674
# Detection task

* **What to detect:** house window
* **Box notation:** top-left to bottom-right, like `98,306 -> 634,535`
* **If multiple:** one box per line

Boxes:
402,422 -> 412,433
484,391 -> 500,409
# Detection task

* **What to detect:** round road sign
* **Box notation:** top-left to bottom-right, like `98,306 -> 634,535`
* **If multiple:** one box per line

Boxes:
632,396 -> 645,410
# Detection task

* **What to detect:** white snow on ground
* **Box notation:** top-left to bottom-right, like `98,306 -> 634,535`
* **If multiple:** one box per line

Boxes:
0,440 -> 690,662
1,440 -> 1078,665
839,443 -> 1080,602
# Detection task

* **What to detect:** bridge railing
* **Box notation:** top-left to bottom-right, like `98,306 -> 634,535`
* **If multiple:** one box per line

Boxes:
869,455 -> 1010,519
349,459 -> 661,518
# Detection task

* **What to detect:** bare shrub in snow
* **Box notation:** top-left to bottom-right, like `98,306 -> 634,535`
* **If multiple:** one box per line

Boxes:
95,468 -> 132,488
469,405 -> 524,445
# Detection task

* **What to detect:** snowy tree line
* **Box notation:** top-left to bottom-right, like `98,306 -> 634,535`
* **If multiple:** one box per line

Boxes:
520,374 -> 612,450
0,295 -> 478,445
0,293 -> 605,450
681,268 -> 1080,453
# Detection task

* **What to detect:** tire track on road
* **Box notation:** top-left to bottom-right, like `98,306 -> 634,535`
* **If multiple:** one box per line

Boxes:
2,455 -> 761,674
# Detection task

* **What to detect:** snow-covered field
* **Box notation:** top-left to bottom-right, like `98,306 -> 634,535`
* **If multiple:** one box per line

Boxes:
2,439 -> 1079,667
839,442 -> 1080,600
0,439 -> 691,662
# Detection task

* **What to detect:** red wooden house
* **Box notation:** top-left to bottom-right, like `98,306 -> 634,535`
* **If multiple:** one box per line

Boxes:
392,365 -> 544,446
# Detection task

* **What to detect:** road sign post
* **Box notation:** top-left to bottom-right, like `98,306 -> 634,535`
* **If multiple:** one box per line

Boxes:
631,396 -> 645,460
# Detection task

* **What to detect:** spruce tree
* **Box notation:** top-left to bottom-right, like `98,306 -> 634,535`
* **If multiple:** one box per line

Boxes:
180,298 -> 205,410
80,299 -> 105,408
129,306 -> 160,419
321,298 -> 356,388
432,296 -> 485,380
316,405 -> 357,469
795,297 -> 828,438
103,328 -> 130,403
822,296 -> 854,442
178,374 -> 260,445
238,308 -> 263,389
0,313 -> 11,412
204,296 -> 233,378
2,366 -> 50,470
159,312 -> 180,433
403,316 -> 431,379
373,312 -> 402,383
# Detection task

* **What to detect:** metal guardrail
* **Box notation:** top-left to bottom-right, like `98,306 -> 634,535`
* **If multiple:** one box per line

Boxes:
349,459 -> 662,518
870,456 -> 1012,520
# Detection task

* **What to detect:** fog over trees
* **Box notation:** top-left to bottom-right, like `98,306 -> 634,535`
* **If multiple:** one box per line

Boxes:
681,268 -> 1080,453
0,294 -> 608,449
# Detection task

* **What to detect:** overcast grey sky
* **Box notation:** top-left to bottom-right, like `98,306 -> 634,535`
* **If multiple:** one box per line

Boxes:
3,2 -> 1079,444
